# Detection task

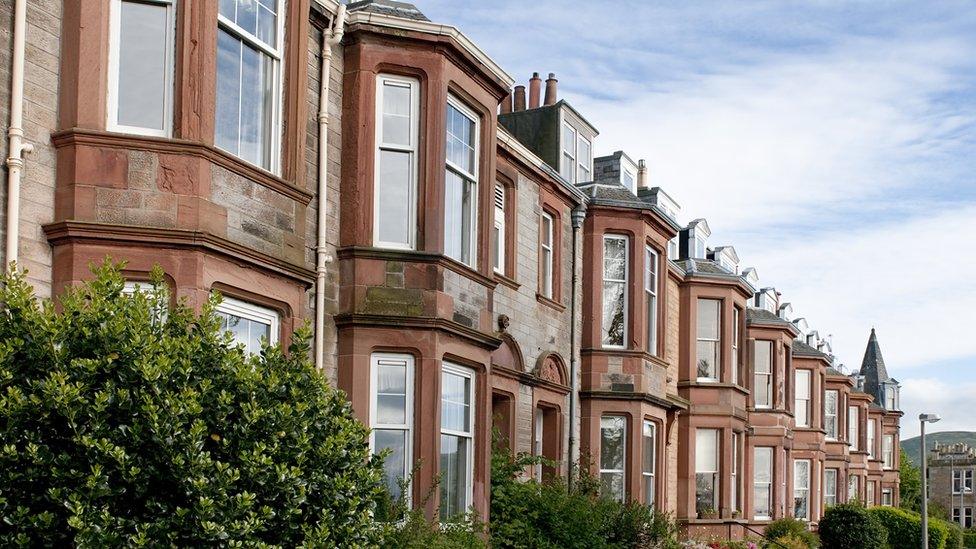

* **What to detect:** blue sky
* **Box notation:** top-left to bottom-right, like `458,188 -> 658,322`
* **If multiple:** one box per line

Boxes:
419,0 -> 976,438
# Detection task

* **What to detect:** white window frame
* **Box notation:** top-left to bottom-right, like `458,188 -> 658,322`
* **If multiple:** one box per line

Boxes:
600,415 -> 627,502
602,234 -> 629,349
731,432 -> 740,513
794,459 -> 811,520
731,308 -> 740,385
867,419 -> 876,459
848,406 -> 859,451
540,212 -> 554,298
867,480 -> 875,506
881,488 -> 893,507
696,428 -> 720,515
374,74 -> 420,250
369,353 -> 414,503
107,0 -> 176,137
560,121 -> 577,183
848,474 -> 860,502
493,182 -> 506,274
795,369 -> 811,427
696,298 -> 722,382
215,0 -> 285,173
444,96 -> 480,268
824,468 -> 838,507
754,340 -> 773,407
754,446 -> 773,520
576,134 -> 592,183
953,469 -> 974,494
215,295 -> 280,354
642,420 -> 657,508
644,245 -> 658,355
439,362 -> 475,519
825,390 -> 838,440
883,434 -> 894,469
622,167 -> 637,194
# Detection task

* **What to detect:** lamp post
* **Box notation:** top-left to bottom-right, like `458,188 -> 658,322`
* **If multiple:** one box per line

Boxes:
920,413 -> 941,549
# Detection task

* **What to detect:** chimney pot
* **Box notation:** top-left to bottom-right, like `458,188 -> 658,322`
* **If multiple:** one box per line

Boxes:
500,92 -> 512,114
637,159 -> 648,189
528,72 -> 542,109
544,73 -> 558,106
514,85 -> 526,112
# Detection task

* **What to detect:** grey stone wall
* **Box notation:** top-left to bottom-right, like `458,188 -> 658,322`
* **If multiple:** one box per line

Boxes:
0,0 -> 62,295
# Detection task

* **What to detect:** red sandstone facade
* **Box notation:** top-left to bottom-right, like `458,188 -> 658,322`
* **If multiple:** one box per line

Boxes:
0,0 -> 901,538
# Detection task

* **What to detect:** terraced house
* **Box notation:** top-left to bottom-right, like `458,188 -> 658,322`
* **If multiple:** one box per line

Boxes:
0,0 -> 901,538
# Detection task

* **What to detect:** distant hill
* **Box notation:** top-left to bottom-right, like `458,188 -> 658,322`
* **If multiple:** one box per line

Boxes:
901,431 -> 976,466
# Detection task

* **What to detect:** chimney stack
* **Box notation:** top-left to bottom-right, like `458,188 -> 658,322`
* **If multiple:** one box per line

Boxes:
528,72 -> 542,109
637,159 -> 648,189
544,73 -> 558,106
513,85 -> 526,112
500,91 -> 512,114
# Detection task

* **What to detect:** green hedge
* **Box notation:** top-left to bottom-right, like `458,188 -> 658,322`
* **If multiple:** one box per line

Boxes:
819,503 -> 887,549
868,506 -> 949,549
963,530 -> 976,548
763,517 -> 818,548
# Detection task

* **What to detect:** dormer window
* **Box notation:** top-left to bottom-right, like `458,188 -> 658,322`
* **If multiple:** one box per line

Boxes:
884,383 -> 899,410
668,237 -> 679,260
622,168 -> 636,194
560,121 -> 592,183
755,288 -> 776,313
681,220 -> 711,260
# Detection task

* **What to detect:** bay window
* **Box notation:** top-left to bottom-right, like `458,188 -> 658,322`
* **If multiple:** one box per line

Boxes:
825,468 -> 838,507
644,246 -> 658,355
695,429 -> 719,515
108,0 -> 176,136
696,299 -> 721,381
216,0 -> 282,171
215,296 -> 279,355
754,447 -> 773,520
371,353 -> 413,502
642,421 -> 657,508
440,363 -> 474,519
445,98 -> 479,267
600,416 -> 626,502
602,235 -> 628,348
794,459 -> 810,520
374,75 -> 419,249
795,369 -> 811,427
540,212 -> 554,298
492,183 -> 506,274
825,390 -> 838,439
754,340 -> 773,407
848,406 -> 859,450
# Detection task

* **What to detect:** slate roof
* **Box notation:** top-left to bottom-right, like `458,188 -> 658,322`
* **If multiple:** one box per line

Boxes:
860,328 -> 891,409
746,307 -> 796,330
576,182 -> 682,231
347,0 -> 430,21
826,366 -> 847,376
793,339 -> 830,360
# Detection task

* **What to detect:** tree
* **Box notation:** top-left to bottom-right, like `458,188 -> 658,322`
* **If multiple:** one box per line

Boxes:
0,262 -> 385,546
900,447 -> 922,513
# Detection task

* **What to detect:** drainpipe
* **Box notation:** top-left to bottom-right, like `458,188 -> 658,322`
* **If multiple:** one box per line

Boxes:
314,4 -> 346,370
568,205 -> 586,490
4,0 -> 34,269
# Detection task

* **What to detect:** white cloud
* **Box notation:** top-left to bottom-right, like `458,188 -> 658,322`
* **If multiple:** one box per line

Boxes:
899,377 -> 976,438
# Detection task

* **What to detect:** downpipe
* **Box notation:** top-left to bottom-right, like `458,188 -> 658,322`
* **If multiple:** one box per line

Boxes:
4,0 -> 34,269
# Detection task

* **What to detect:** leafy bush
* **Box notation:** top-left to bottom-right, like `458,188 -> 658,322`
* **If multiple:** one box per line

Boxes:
818,502 -> 887,549
762,517 -> 818,548
489,449 -> 679,548
0,263 -> 385,546
962,530 -> 976,548
868,506 -> 948,549
941,520 -> 964,549
771,534 -> 812,549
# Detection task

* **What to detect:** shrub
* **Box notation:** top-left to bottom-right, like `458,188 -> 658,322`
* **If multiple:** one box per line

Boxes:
962,530 -> 976,548
868,506 -> 949,549
763,517 -> 818,548
941,520 -> 964,549
0,263 -> 385,546
818,502 -> 887,549
489,449 -> 680,548
771,534 -> 812,549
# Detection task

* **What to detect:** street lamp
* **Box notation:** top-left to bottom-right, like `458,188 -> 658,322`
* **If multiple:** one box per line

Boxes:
920,413 -> 941,549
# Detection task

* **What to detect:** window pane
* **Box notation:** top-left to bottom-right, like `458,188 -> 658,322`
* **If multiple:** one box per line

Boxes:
377,150 -> 412,245
444,169 -> 475,265
696,429 -> 718,472
215,30 -> 242,155
600,416 -> 625,470
446,103 -> 476,175
117,1 -> 168,130
642,422 -> 656,474
603,237 -> 627,280
439,434 -> 468,519
375,429 -> 407,500
601,472 -> 625,502
215,28 -> 275,170
602,281 -> 626,347
696,299 -> 719,339
696,340 -> 718,379
376,363 -> 407,424
441,370 -> 471,433
382,82 -> 412,146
